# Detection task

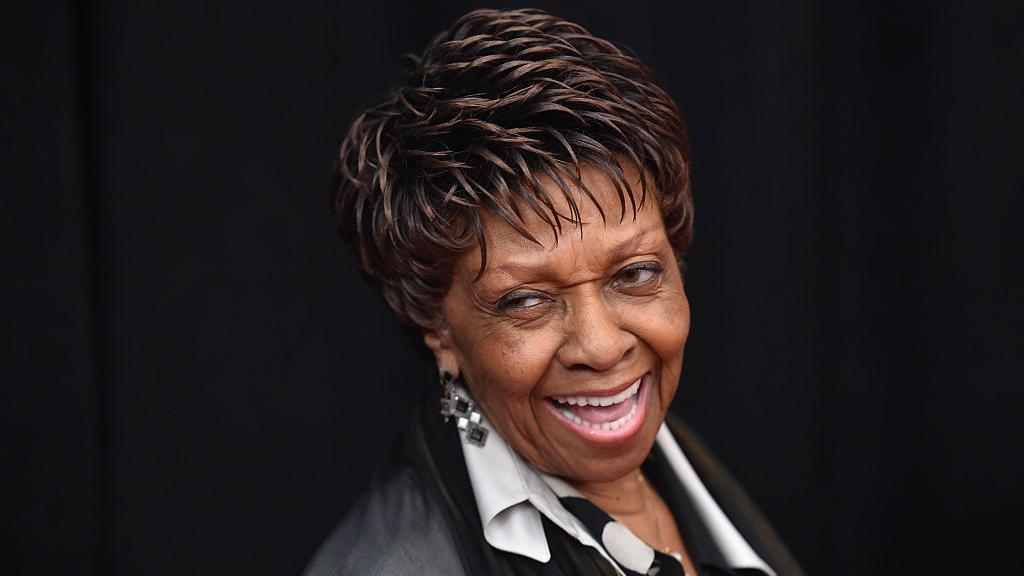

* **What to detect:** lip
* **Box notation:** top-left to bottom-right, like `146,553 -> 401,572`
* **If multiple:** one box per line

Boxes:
544,372 -> 651,447
546,373 -> 646,400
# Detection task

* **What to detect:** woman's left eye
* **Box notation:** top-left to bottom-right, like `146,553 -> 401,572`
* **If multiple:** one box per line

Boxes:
614,263 -> 663,288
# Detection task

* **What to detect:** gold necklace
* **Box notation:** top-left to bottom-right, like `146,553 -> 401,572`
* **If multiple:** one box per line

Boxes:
639,471 -> 688,572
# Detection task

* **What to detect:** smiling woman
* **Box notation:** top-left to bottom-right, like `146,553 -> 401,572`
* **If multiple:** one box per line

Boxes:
307,8 -> 803,576
429,163 -> 689,481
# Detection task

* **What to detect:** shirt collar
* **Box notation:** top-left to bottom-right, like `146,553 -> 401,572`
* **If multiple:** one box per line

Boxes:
459,397 -> 551,561
457,386 -> 775,575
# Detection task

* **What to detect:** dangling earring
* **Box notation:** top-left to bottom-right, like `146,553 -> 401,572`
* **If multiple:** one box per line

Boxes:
438,370 -> 489,447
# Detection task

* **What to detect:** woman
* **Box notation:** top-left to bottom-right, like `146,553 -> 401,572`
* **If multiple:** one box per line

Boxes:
308,8 -> 802,576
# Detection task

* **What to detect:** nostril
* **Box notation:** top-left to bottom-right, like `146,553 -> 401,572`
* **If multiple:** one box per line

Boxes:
559,332 -> 637,372
621,342 -> 636,360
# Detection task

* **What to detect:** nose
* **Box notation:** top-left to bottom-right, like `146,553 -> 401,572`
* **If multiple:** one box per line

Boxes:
556,288 -> 637,372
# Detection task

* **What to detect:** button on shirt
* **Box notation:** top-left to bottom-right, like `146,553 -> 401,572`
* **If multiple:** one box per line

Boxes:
458,391 -> 776,576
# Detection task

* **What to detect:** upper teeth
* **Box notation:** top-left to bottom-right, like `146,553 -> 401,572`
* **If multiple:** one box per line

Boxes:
553,378 -> 641,407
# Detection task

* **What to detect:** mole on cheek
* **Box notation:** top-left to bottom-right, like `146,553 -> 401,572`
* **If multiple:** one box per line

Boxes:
500,337 -> 524,360
500,338 -> 536,383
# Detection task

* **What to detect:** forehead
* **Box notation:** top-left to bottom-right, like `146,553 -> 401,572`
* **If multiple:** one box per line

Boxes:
456,163 -> 666,280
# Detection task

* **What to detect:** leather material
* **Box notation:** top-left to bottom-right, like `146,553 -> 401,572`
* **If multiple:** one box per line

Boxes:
303,441 -> 466,576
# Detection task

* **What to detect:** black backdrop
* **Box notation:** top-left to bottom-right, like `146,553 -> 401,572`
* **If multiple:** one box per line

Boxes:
5,1 -> 1022,575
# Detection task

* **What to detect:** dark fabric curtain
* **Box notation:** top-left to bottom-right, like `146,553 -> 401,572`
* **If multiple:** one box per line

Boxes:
4,1 -> 1021,575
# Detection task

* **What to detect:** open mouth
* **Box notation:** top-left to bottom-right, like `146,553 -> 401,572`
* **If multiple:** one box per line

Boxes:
546,373 -> 650,444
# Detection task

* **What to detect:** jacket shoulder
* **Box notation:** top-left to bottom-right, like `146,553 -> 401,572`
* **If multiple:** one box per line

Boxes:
665,415 -> 806,576
303,459 -> 465,576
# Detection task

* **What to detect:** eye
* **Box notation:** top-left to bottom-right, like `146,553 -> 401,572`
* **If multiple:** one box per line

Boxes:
613,262 -> 663,289
496,290 -> 551,313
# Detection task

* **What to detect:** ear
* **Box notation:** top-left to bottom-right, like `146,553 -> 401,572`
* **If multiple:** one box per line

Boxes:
424,325 -> 460,379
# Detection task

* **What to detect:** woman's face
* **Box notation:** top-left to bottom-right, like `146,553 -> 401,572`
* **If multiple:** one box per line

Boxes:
426,164 -> 690,484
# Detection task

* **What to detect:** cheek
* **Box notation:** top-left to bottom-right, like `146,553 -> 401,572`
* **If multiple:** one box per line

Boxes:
663,295 -> 691,361
621,290 -> 690,403
457,327 -> 564,443
459,326 -> 561,400
630,293 -> 690,361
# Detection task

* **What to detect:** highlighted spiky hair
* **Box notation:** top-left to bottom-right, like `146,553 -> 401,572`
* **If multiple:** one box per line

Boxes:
334,8 -> 692,330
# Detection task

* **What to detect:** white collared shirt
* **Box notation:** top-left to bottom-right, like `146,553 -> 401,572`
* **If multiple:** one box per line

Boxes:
458,392 -> 777,576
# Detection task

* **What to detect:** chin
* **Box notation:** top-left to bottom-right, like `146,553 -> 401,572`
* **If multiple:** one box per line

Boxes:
556,406 -> 667,484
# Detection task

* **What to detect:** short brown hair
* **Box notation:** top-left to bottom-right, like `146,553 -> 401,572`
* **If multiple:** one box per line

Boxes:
333,8 -> 692,330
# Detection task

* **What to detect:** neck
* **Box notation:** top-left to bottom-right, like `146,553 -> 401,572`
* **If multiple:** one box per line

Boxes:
572,468 -> 650,518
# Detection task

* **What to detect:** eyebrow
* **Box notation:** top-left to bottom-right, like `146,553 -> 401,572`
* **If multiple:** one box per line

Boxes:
606,227 -> 653,266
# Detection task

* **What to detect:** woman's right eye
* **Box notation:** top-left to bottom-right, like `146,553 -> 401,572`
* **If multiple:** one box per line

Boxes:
497,291 -> 549,312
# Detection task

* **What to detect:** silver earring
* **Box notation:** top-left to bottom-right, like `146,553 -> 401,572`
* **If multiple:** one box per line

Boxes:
439,371 -> 488,447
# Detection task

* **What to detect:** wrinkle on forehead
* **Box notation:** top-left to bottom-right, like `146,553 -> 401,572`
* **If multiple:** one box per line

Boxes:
484,224 -> 664,283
